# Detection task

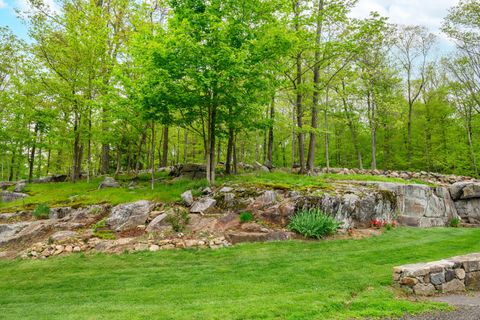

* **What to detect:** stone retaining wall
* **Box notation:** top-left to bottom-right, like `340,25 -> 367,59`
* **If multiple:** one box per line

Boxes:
393,253 -> 480,296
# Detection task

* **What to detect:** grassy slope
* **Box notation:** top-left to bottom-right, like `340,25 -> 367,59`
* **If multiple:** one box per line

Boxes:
1,228 -> 479,319
0,171 -> 430,213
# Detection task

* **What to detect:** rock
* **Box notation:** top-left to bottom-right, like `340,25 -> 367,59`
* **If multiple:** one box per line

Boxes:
49,230 -> 78,242
49,207 -> 73,220
145,213 -> 168,232
134,243 -> 148,251
0,191 -> 28,203
181,190 -> 194,206
149,244 -> 160,252
254,190 -> 277,208
98,177 -> 120,189
190,197 -> 216,214
455,268 -> 466,280
445,269 -> 456,282
186,215 -> 217,233
430,272 -> 445,285
253,161 -> 270,172
454,199 -> 480,223
461,183 -> 480,199
0,222 -> 31,243
106,201 -> 153,232
465,271 -> 480,290
441,279 -> 465,293
225,231 -> 291,244
73,246 -> 81,252
14,182 -> 26,193
219,187 -> 233,193
413,283 -> 436,296
214,213 -> 240,231
400,277 -> 418,287
32,175 -> 68,183
240,222 -> 269,233
202,187 -> 213,194
169,164 -> 206,179
261,200 -> 296,227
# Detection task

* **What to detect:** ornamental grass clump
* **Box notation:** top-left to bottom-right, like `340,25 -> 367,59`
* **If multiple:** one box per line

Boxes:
288,209 -> 339,239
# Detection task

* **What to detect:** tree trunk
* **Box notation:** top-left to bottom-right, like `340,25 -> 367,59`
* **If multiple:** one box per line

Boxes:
307,0 -> 324,172
161,126 -> 169,167
324,89 -> 330,171
266,95 -> 275,169
368,92 -> 377,170
28,123 -> 39,182
206,104 -> 217,184
226,127 -> 234,175
72,112 -> 83,182
340,83 -> 363,169
151,122 -> 155,190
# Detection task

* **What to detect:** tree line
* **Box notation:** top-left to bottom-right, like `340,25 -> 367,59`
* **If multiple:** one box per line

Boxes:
1,0 -> 480,184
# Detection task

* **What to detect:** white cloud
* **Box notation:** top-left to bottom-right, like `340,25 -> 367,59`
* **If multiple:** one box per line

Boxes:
0,0 -> 7,9
15,0 -> 59,13
350,0 -> 460,51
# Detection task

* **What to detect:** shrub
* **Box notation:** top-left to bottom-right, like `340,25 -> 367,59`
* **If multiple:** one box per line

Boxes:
166,207 -> 190,232
33,204 -> 50,219
239,211 -> 254,223
288,209 -> 339,239
449,217 -> 461,228
92,218 -> 116,240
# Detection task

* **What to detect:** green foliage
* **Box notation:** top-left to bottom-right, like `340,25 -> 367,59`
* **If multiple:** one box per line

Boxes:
239,212 -> 254,223
288,209 -> 339,239
92,218 -> 115,240
449,217 -> 461,228
166,207 -> 190,232
32,204 -> 50,219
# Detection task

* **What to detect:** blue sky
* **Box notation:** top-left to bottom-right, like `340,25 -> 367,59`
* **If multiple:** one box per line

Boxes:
1,0 -> 459,51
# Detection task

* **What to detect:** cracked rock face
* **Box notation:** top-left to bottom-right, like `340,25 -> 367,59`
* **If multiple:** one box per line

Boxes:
106,201 -> 154,231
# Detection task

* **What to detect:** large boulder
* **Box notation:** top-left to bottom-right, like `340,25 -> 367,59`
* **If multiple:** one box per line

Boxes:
169,164 -> 206,179
14,182 -> 26,193
32,175 -> 68,184
190,197 -> 216,214
106,201 -> 154,231
146,213 -> 168,232
98,177 -> 120,189
0,191 -> 28,203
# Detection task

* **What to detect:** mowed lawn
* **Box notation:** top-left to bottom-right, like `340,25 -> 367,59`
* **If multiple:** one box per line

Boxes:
1,228 -> 480,320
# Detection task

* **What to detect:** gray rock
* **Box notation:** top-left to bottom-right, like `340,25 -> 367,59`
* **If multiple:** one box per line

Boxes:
1,191 -> 28,203
146,213 -> 168,232
14,182 -> 26,193
441,279 -> 465,293
454,199 -> 480,223
49,207 -> 73,220
190,197 -> 216,214
465,271 -> 480,290
181,190 -> 194,206
430,272 -> 446,285
413,283 -> 436,296
98,177 -> 120,190
106,201 -> 153,231
50,230 -> 78,242
254,161 -> 270,172
449,182 -> 470,201
219,186 -> 233,193
461,183 -> 480,199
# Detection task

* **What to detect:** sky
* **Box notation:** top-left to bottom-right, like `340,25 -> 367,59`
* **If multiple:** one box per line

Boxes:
0,0 -> 459,50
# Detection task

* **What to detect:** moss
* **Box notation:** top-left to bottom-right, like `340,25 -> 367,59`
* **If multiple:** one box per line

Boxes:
378,189 -> 397,204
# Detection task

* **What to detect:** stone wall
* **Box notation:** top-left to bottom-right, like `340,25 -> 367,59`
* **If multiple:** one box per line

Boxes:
393,253 -> 480,296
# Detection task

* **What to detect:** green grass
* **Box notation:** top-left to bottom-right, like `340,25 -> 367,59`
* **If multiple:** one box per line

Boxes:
220,171 -> 431,190
1,228 -> 479,319
0,173 -> 208,213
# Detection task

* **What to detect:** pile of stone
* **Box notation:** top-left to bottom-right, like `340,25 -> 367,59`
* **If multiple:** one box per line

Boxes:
314,167 -> 476,186
21,235 -> 230,259
393,253 -> 480,296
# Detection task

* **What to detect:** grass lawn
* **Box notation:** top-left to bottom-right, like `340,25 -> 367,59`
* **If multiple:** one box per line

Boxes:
1,228 -> 479,319
0,171 -> 429,213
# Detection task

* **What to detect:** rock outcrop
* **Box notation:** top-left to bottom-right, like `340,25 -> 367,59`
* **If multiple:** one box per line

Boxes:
169,164 -> 206,179
106,201 -> 154,231
449,182 -> 480,224
0,191 -> 28,203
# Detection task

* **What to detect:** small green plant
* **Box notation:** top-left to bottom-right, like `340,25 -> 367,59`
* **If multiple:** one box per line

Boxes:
449,217 -> 461,228
92,218 -> 115,240
288,209 -> 339,239
239,211 -> 254,223
166,207 -> 190,232
32,204 -> 50,219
